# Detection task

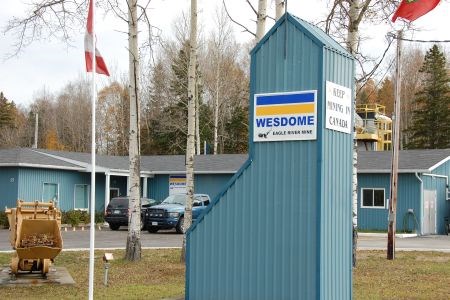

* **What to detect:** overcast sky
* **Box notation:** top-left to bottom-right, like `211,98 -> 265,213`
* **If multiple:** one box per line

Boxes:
1,0 -> 449,108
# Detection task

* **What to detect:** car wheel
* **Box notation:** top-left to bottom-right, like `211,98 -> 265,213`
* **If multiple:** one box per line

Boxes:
109,223 -> 120,231
176,216 -> 185,234
140,216 -> 146,231
148,226 -> 159,233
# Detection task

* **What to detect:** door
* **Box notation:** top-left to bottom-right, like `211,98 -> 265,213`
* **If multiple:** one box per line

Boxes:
423,190 -> 437,235
43,183 -> 58,206
74,184 -> 89,210
110,188 -> 120,199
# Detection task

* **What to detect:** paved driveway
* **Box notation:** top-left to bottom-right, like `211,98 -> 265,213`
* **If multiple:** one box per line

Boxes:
1,228 -> 449,252
0,228 -> 183,251
357,234 -> 450,252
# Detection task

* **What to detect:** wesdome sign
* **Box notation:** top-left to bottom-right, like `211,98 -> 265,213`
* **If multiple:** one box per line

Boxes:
253,91 -> 317,142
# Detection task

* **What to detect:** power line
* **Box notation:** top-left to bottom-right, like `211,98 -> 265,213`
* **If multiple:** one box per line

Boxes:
387,32 -> 450,43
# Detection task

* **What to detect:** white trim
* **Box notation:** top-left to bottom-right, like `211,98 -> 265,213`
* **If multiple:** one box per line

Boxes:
143,177 -> 148,198
105,173 -> 110,210
109,187 -> 120,198
360,188 -> 386,209
358,169 -> 429,174
107,169 -> 237,175
429,156 -> 450,172
74,184 -> 90,210
0,163 -> 85,171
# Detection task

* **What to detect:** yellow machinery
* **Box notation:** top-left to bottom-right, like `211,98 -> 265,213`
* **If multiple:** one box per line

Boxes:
356,103 -> 392,151
5,200 -> 62,276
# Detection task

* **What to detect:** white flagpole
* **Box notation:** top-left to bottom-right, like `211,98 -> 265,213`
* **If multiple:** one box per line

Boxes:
88,0 -> 97,298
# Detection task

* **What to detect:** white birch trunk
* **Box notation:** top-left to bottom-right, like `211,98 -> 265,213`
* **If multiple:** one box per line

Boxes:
125,0 -> 141,261
181,0 -> 197,262
275,0 -> 285,21
256,0 -> 267,41
347,0 -> 359,268
195,80 -> 200,155
213,55 -> 220,155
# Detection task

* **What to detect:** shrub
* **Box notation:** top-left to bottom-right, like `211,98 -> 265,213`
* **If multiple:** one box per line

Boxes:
61,210 -> 105,226
0,211 -> 9,229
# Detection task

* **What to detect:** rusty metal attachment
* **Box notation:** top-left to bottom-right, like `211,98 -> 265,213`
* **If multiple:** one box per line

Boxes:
5,200 -> 63,277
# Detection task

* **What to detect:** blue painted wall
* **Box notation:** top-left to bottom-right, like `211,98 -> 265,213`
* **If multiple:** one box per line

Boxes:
187,14 -> 353,300
357,173 -> 421,233
148,174 -> 233,202
16,168 -> 105,212
432,162 -> 450,233
0,167 -> 19,208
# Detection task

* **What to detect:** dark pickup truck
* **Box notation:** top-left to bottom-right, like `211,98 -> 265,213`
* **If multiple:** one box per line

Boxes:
145,194 -> 210,233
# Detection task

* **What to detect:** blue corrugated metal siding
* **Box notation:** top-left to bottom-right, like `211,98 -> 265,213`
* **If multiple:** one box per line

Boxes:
357,174 -> 389,231
194,174 -> 232,200
148,174 -> 234,202
17,168 -> 105,211
423,169 -> 449,234
357,174 -> 421,233
148,175 -> 169,201
431,162 -> 450,233
320,48 -> 354,300
0,167 -> 19,208
187,14 -> 353,300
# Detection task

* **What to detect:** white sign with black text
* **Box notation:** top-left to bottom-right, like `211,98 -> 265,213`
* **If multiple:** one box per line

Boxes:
325,81 -> 352,134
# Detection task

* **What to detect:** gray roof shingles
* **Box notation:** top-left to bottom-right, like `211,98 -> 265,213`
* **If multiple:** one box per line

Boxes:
1,148 -> 449,174
357,149 -> 450,172
0,148 -> 248,173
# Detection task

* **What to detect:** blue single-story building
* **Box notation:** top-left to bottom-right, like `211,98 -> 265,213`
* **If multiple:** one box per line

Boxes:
0,148 -> 246,212
357,149 -> 450,235
1,148 -> 449,235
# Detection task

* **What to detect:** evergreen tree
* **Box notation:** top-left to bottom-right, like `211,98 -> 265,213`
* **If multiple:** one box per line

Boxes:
406,45 -> 450,149
0,92 -> 16,127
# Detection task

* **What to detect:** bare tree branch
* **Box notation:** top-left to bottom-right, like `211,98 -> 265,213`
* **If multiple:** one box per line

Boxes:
222,0 -> 256,37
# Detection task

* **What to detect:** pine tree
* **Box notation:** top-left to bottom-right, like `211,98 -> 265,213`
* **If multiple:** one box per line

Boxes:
0,92 -> 16,127
406,45 -> 450,149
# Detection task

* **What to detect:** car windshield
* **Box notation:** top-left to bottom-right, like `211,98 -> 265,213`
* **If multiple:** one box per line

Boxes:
162,194 -> 186,206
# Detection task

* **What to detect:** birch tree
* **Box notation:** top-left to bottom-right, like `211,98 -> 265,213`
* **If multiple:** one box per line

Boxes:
324,0 -> 398,267
181,0 -> 197,262
3,0 -> 157,262
275,0 -> 285,21
125,0 -> 142,261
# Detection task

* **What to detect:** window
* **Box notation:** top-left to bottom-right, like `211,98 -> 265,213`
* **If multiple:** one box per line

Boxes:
43,183 -> 59,206
74,184 -> 90,210
361,188 -> 385,208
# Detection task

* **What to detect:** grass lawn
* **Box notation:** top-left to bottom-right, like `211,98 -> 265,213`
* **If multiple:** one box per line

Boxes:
0,249 -> 185,300
1,250 -> 449,299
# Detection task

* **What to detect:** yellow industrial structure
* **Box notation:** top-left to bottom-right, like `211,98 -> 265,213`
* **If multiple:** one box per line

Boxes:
6,200 -> 62,277
356,103 -> 392,151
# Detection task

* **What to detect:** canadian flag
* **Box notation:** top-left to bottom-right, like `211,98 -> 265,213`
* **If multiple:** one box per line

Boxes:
84,0 -> 110,76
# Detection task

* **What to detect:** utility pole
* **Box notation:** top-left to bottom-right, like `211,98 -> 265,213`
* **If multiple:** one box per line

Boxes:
387,30 -> 402,260
33,112 -> 38,149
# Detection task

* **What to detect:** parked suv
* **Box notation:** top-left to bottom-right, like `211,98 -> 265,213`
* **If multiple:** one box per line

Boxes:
145,194 -> 210,233
105,197 -> 161,231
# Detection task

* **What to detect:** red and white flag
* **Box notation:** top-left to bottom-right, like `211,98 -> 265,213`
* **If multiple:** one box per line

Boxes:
392,0 -> 441,23
84,0 -> 110,76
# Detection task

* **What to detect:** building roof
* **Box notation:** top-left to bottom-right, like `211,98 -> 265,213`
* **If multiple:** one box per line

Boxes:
0,148 -> 84,171
0,148 -> 248,175
250,13 -> 351,58
1,148 -> 449,175
357,149 -> 450,173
